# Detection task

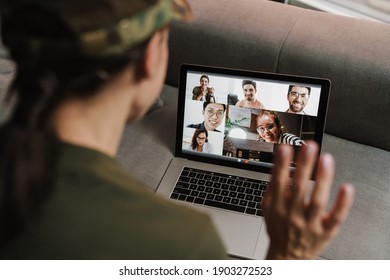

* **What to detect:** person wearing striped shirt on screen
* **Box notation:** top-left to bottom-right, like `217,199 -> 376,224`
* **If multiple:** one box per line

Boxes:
256,110 -> 305,146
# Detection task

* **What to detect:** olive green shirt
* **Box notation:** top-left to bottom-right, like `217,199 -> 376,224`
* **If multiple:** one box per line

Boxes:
1,142 -> 227,259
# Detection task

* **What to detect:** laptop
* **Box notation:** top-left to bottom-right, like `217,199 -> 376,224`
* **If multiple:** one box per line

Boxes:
156,64 -> 330,259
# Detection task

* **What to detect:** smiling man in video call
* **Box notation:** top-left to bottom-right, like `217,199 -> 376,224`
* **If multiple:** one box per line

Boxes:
236,80 -> 264,109
286,85 -> 311,114
187,102 -> 226,132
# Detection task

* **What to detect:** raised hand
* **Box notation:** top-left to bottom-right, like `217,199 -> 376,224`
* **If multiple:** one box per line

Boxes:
263,141 -> 354,260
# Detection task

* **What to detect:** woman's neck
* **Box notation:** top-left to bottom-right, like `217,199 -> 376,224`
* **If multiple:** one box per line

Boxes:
53,72 -> 137,157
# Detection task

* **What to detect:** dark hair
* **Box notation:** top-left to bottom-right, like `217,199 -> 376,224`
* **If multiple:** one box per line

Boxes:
202,101 -> 226,112
200,75 -> 209,83
256,110 -> 284,141
191,129 -> 208,150
0,7 -> 150,248
288,85 -> 311,95
242,80 -> 257,91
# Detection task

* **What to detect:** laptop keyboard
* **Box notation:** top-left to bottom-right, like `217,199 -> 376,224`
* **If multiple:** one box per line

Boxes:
170,167 -> 269,216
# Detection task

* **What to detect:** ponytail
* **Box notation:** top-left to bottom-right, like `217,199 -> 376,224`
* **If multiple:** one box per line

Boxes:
0,65 -> 60,248
0,46 -> 149,249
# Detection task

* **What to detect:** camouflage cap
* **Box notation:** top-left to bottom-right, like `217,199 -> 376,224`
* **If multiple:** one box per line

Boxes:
1,0 -> 192,58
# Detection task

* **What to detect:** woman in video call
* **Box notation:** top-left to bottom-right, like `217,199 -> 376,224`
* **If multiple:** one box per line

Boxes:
188,129 -> 214,153
192,74 -> 211,101
257,110 -> 305,146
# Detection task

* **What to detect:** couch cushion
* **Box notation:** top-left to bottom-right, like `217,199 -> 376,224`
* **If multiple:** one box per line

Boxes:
0,43 -> 14,123
320,134 -> 390,259
278,10 -> 390,152
166,0 -> 306,86
117,85 -> 178,191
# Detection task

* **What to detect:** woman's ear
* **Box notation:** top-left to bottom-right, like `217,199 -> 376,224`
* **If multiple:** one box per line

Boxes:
142,35 -> 157,79
143,27 -> 169,79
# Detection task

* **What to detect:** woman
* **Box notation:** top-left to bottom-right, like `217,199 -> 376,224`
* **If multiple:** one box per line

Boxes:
256,110 -> 306,146
192,74 -> 211,101
189,129 -> 214,153
0,0 -> 354,260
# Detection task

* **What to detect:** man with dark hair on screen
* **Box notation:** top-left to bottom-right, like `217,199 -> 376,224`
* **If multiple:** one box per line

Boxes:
187,102 -> 226,132
236,80 -> 264,109
286,85 -> 311,114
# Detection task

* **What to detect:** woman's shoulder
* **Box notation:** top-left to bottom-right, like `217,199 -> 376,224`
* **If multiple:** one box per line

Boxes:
192,86 -> 201,93
2,150 -> 227,259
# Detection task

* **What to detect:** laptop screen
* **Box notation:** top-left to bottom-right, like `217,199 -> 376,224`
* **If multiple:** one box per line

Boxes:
176,64 -> 330,172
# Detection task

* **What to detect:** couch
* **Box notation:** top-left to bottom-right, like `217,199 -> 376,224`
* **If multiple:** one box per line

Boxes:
1,0 -> 390,259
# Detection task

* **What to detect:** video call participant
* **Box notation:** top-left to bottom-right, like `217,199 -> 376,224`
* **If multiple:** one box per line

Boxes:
188,129 -> 213,153
187,102 -> 226,132
192,74 -> 211,101
236,80 -> 264,109
286,85 -> 311,114
257,110 -> 305,146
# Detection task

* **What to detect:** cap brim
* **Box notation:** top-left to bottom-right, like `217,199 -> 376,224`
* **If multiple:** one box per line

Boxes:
3,0 -> 193,59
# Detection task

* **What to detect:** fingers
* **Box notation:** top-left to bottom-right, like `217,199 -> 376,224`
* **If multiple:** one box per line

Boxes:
264,141 -> 354,260
266,144 -> 293,214
324,183 -> 355,232
290,142 -> 318,211
307,153 -> 335,221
